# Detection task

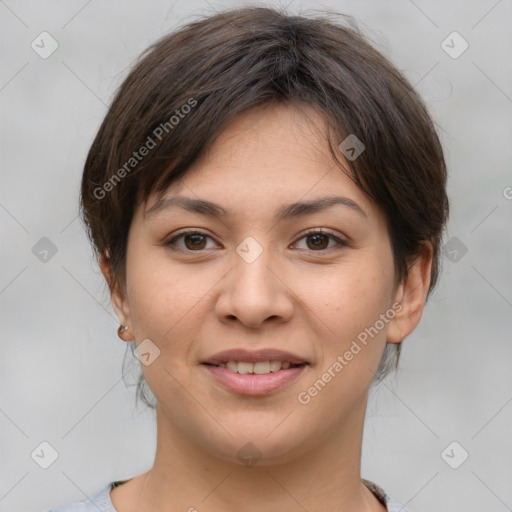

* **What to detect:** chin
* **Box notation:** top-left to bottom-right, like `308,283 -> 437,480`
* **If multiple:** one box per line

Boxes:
196,423 -> 314,468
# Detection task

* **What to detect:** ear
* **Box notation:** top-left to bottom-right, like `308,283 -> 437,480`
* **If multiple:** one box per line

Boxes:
99,252 -> 132,328
386,242 -> 433,344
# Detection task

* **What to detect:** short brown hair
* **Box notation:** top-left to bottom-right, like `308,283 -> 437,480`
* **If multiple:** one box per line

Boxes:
80,6 -> 448,407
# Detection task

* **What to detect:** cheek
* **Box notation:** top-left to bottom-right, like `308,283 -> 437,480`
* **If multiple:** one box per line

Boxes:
125,248 -> 176,334
125,249 -> 215,342
314,254 -> 395,360
314,258 -> 393,324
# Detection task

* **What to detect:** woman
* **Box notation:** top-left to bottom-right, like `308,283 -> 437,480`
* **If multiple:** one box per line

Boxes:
48,5 -> 448,511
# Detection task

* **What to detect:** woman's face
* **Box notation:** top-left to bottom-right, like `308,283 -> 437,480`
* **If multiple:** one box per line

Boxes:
108,103 -> 427,465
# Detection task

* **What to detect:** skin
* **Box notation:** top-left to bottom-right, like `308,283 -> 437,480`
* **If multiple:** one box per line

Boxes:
101,102 -> 433,512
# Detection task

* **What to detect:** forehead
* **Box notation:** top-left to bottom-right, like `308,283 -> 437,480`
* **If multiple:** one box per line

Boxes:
142,102 -> 378,221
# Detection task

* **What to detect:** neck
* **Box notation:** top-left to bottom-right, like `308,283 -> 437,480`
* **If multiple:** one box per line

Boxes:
134,392 -> 385,512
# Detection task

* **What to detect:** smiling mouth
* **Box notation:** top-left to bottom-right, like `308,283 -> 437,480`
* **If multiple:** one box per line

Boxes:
202,361 -> 307,375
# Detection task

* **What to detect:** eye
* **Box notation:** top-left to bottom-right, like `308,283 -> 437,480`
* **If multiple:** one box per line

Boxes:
293,228 -> 349,251
164,228 -> 349,252
165,231 -> 217,251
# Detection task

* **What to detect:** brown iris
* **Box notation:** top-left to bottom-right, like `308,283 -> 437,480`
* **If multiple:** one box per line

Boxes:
184,233 -> 208,250
306,233 -> 329,250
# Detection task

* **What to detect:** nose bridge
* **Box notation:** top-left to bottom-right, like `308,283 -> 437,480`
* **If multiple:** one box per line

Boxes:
233,235 -> 278,301
236,238 -> 274,289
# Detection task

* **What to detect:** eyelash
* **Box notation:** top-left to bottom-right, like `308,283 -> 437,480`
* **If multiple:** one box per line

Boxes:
164,228 -> 349,253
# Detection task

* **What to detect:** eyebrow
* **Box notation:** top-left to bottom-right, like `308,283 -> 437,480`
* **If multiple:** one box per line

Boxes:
145,194 -> 367,222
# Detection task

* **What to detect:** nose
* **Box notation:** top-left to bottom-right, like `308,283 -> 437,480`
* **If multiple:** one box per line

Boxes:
215,244 -> 295,331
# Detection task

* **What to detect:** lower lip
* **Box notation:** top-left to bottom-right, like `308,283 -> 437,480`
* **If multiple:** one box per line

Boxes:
201,364 -> 307,396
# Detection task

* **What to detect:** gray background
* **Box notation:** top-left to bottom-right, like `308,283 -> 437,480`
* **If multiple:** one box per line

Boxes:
1,1 -> 511,511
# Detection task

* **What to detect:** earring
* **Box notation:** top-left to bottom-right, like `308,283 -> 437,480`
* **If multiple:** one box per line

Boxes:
117,324 -> 132,341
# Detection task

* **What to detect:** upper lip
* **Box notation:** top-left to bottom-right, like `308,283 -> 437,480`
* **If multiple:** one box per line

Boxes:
201,348 -> 308,365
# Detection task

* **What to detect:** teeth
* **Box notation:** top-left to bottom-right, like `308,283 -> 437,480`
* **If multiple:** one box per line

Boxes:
226,361 -> 238,372
219,360 -> 296,374
269,360 -> 282,372
254,362 -> 270,374
237,362 -> 253,375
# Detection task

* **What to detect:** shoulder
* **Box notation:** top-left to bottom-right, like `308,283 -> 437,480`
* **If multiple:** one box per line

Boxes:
45,481 -> 122,512
363,479 -> 412,512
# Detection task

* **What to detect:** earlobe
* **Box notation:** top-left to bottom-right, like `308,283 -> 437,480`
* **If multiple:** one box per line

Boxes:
386,242 -> 433,344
